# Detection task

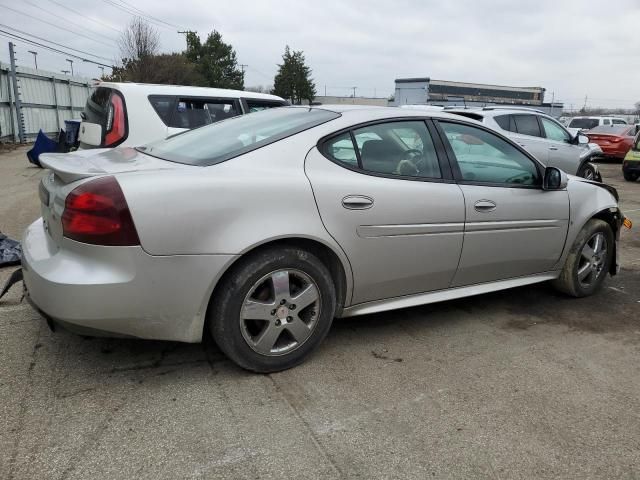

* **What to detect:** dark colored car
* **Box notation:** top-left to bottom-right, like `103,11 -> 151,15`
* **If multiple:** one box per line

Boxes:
587,125 -> 639,160
622,132 -> 640,182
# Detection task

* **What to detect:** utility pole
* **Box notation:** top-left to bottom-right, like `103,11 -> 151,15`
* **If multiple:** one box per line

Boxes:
352,86 -> 357,98
178,30 -> 197,47
238,64 -> 247,75
324,85 -> 326,96
550,91 -> 555,116
583,95 -> 588,111
28,50 -> 38,69
66,59 -> 74,76
98,66 -> 105,77
8,42 -> 26,143
61,70 -> 70,75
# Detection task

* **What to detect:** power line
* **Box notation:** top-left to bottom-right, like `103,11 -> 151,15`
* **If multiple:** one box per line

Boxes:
0,3 -> 118,49
0,29 -> 114,68
99,0 -> 181,31
0,23 -> 114,61
45,0 -> 121,34
112,0 -> 183,30
22,0 -> 118,44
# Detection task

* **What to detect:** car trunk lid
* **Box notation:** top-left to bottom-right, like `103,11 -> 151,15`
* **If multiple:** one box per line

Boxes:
38,148 -> 188,246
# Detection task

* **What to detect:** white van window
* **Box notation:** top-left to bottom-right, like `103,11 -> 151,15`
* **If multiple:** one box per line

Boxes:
246,99 -> 286,112
170,98 -> 240,128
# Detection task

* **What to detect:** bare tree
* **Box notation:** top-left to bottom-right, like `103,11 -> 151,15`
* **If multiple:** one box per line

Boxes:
118,17 -> 159,62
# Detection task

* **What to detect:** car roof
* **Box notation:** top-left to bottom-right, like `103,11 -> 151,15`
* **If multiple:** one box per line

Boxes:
305,105 -> 483,123
95,82 -> 285,102
443,107 -> 548,117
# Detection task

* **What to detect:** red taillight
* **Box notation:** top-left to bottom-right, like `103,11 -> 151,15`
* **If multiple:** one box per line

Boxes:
104,92 -> 126,147
62,176 -> 140,246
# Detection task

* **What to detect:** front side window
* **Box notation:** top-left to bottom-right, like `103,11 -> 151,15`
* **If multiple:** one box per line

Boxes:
513,114 -> 542,137
323,121 -> 442,178
142,107 -> 340,166
603,119 -> 611,125
540,117 -> 571,142
439,122 -> 540,186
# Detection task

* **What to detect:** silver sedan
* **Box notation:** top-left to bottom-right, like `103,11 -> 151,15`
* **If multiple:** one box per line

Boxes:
23,106 -> 627,372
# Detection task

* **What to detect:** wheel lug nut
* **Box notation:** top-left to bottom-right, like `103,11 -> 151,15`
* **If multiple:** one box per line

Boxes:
290,304 -> 296,310
280,299 -> 286,305
271,309 -> 276,315
287,316 -> 292,322
275,319 -> 281,326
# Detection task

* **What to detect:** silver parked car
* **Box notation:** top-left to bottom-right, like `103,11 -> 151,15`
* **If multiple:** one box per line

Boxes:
445,107 -> 603,180
24,106 -> 627,372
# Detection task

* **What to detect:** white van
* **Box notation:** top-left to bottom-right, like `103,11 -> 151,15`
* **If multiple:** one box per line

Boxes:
566,116 -> 628,136
79,82 -> 288,148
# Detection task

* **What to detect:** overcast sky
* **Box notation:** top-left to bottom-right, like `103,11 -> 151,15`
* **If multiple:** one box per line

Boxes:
2,0 -> 639,109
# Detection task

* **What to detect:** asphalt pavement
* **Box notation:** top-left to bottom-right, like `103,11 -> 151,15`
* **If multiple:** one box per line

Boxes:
1,146 -> 639,479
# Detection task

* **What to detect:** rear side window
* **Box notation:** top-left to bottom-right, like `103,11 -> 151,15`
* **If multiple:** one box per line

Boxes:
246,99 -> 286,113
494,115 -> 513,131
169,98 -> 241,129
612,119 -> 627,125
323,121 -> 442,179
148,96 -> 174,125
603,119 -> 611,125
513,115 -> 542,137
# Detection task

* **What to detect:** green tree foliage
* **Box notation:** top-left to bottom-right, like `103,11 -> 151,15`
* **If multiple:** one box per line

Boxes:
272,46 -> 316,104
185,31 -> 244,89
104,54 -> 205,86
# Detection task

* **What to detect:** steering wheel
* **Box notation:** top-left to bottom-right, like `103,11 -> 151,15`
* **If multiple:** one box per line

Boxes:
401,149 -> 423,160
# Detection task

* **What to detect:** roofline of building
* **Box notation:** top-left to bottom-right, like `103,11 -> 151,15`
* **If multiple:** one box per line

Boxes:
395,77 -> 430,84
395,77 -> 544,93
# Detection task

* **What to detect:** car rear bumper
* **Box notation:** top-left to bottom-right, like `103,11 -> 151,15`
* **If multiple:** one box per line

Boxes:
599,146 -> 629,158
22,218 -> 237,342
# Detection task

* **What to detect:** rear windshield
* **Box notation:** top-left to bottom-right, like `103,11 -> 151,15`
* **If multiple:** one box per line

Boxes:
588,125 -> 633,136
139,107 -> 340,166
568,118 -> 599,129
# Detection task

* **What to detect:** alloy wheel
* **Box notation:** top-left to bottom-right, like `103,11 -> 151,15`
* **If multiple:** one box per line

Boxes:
577,232 -> 607,287
239,269 -> 321,356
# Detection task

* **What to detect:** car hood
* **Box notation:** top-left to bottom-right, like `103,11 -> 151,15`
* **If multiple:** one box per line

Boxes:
568,174 -> 619,201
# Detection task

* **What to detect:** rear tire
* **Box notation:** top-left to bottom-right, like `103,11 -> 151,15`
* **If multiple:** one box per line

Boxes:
208,247 -> 336,373
552,219 -> 613,297
623,171 -> 638,182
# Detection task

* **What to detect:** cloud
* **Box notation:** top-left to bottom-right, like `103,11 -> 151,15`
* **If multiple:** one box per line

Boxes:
3,0 -> 639,107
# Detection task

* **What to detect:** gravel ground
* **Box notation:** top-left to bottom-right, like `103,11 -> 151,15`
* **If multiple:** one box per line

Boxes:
1,146 -> 639,479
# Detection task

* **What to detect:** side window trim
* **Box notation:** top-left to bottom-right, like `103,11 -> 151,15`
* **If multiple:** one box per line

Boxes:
317,117 -> 454,183
433,118 -> 544,189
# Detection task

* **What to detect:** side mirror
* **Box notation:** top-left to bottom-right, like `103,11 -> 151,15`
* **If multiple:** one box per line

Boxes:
543,167 -> 568,190
577,134 -> 589,145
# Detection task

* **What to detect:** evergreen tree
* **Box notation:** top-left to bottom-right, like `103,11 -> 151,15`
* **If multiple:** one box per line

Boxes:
185,31 -> 244,89
273,46 -> 316,104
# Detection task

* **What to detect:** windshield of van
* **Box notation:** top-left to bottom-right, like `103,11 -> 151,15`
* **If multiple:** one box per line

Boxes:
139,107 -> 340,166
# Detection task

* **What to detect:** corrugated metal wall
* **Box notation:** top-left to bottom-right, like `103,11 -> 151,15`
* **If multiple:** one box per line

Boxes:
0,63 -> 92,142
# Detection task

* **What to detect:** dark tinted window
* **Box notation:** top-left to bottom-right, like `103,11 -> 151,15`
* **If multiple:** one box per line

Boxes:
513,115 -> 542,137
494,115 -> 512,131
141,107 -> 340,166
440,122 -> 539,185
246,99 -> 286,112
84,87 -> 112,125
612,119 -> 627,125
148,96 -> 174,124
568,118 -> 599,129
168,98 -> 240,129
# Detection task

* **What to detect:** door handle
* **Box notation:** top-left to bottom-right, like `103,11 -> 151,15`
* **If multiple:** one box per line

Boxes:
474,200 -> 496,212
342,195 -> 374,210
549,146 -> 558,151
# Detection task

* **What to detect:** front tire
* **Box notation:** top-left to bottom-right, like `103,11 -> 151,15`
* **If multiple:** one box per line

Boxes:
208,247 -> 336,372
552,219 -> 613,297
577,162 -> 598,180
623,171 -> 638,182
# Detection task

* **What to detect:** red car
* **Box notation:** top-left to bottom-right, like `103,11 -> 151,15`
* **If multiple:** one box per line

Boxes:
587,125 -> 639,160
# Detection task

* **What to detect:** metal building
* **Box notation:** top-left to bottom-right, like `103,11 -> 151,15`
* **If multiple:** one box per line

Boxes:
394,77 -> 547,108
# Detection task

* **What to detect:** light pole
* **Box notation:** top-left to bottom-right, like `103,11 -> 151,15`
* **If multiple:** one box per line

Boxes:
66,59 -> 74,76
28,50 -> 38,69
